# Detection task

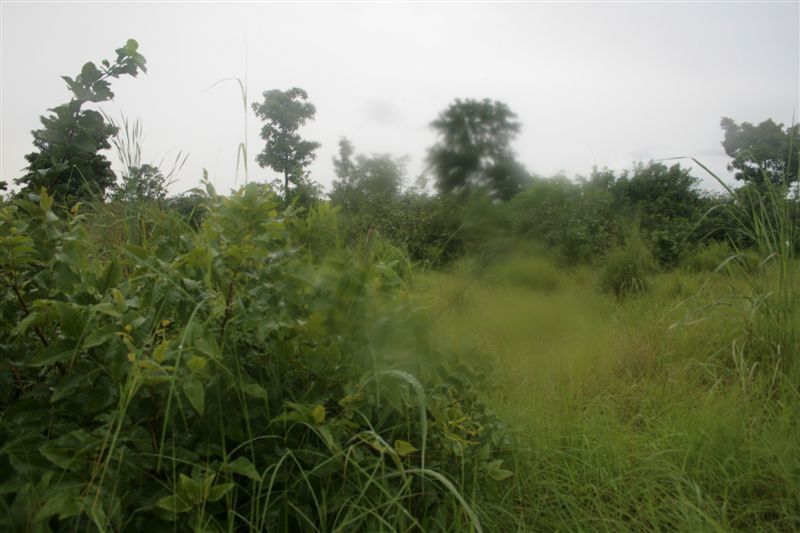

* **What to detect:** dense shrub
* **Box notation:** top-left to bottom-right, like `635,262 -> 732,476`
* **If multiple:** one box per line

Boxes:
0,184 -> 512,531
599,226 -> 657,298
509,175 -> 617,265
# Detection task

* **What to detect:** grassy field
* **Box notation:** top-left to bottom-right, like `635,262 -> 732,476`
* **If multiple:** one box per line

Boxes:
415,252 -> 800,531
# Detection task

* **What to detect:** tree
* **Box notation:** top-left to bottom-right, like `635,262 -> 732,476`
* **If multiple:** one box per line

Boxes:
331,137 -> 356,210
720,117 -> 800,187
252,87 -> 320,202
15,39 -> 146,203
112,164 -> 168,204
612,161 -> 704,265
332,137 -> 356,186
428,98 -> 528,201
330,139 -> 405,211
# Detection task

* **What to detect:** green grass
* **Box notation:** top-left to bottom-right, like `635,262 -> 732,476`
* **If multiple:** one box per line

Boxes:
414,250 -> 800,531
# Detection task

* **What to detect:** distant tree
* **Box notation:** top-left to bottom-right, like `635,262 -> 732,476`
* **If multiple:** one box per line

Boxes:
720,117 -> 800,187
112,164 -> 168,204
613,162 -> 702,219
252,87 -> 320,202
167,189 -> 207,229
330,143 -> 405,210
331,137 -> 356,209
612,161 -> 704,265
351,154 -> 405,201
15,39 -> 146,204
428,98 -> 528,201
332,137 -> 356,185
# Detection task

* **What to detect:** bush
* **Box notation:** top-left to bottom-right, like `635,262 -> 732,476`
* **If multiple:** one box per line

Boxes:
682,240 -> 734,272
0,184 -> 512,531
509,176 -> 617,265
599,226 -> 657,298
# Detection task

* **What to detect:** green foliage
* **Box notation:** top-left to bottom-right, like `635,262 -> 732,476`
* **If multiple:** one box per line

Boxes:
15,40 -> 146,204
252,87 -> 321,202
112,164 -> 168,204
428,99 -> 528,201
0,184 -> 510,531
509,173 -> 617,264
599,225 -> 657,298
331,148 -> 405,207
166,189 -> 208,230
612,161 -> 705,266
721,116 -> 800,186
686,156 -> 800,371
682,240 -> 734,272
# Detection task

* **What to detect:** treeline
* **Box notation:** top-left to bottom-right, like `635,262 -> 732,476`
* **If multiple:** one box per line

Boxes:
4,40 -> 798,277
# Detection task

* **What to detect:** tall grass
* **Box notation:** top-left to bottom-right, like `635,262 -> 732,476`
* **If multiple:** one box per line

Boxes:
418,235 -> 799,530
685,156 -> 799,374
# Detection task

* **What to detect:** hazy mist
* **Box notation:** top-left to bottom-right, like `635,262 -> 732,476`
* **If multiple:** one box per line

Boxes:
2,2 -> 798,194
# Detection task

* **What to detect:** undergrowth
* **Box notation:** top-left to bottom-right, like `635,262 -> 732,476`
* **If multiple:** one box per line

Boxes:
0,184 -> 515,531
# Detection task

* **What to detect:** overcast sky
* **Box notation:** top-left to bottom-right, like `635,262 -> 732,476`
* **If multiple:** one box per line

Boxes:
2,2 -> 798,196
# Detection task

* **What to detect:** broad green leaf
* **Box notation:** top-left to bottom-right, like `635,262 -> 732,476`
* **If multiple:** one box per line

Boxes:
152,340 -> 169,363
53,301 -> 85,339
82,326 -> 116,349
92,301 -> 120,317
39,441 -> 76,470
155,494 -> 192,514
485,459 -> 514,481
98,259 -> 122,294
240,382 -> 267,400
183,377 -> 205,414
178,474 -> 205,503
488,468 -> 514,481
30,342 -> 73,367
186,355 -> 206,373
33,489 -> 81,522
394,439 -> 418,457
195,336 -> 220,358
226,456 -> 260,481
87,501 -> 108,530
38,188 -> 54,212
11,311 -> 43,338
206,482 -> 235,502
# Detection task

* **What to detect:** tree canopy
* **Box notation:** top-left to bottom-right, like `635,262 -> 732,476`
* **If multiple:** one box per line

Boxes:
331,138 -> 404,209
720,117 -> 800,187
15,40 -> 146,204
428,98 -> 528,201
252,87 -> 320,201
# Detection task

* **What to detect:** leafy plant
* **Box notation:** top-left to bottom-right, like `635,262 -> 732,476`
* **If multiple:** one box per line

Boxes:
15,40 -> 147,204
0,183 -> 511,531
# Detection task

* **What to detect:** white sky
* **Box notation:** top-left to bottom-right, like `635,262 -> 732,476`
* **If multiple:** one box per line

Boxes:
2,2 -> 799,196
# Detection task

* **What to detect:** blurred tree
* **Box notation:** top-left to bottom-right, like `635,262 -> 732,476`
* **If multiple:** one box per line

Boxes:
428,98 -> 528,201
112,164 -> 168,204
332,137 -> 356,185
331,137 -> 356,210
612,161 -> 704,265
15,39 -> 147,204
720,117 -> 800,187
252,87 -> 320,202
